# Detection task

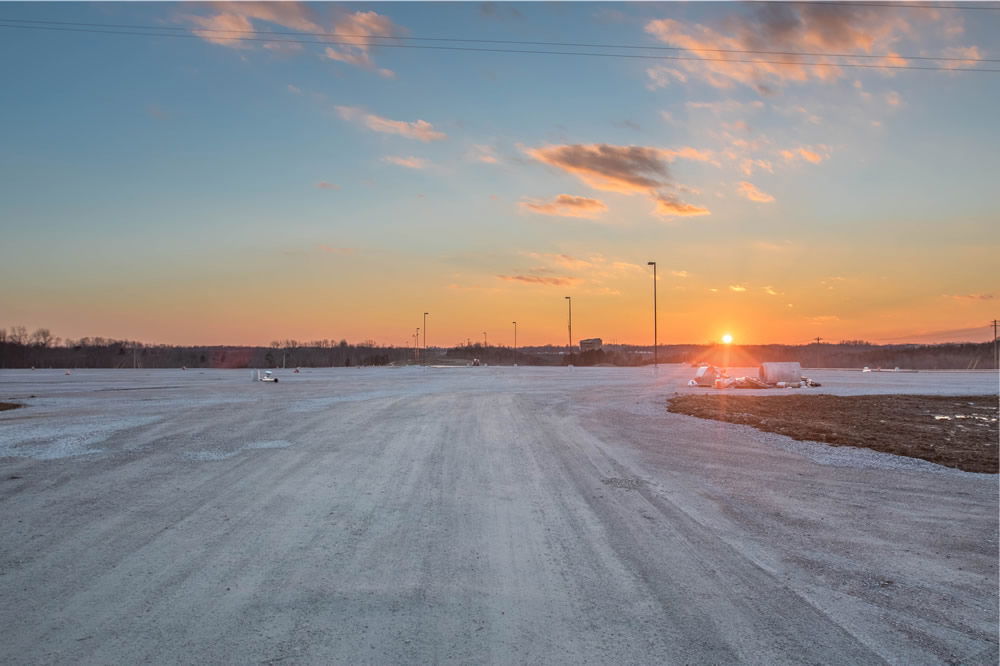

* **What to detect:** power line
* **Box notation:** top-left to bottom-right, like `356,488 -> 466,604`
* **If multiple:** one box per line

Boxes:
752,1 -> 1000,9
1,17 -> 996,63
1,22 -> 997,72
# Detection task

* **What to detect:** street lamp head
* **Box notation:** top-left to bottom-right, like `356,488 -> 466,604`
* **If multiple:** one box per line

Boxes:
565,296 -> 571,300
647,261 -> 656,266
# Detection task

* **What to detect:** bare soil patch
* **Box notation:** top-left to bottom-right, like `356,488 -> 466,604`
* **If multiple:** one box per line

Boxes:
668,394 -> 998,473
0,403 -> 23,412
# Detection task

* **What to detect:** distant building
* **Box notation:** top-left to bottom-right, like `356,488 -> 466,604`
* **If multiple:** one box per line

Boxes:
579,338 -> 603,352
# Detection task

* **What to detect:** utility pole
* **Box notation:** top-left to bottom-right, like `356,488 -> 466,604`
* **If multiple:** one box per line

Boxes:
512,321 -> 517,365
415,328 -> 419,364
483,331 -> 488,347
647,261 -> 657,366
992,319 -> 998,370
565,296 -> 573,360
423,312 -> 429,365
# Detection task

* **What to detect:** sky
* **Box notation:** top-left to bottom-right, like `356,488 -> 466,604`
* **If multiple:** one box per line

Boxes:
1,1 -> 998,347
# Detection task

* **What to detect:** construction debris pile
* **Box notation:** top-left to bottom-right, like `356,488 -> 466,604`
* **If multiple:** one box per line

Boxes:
688,362 -> 821,389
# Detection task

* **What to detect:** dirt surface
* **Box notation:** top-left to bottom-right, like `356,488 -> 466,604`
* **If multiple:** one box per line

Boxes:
0,367 -> 997,664
0,402 -> 22,411
668,394 -> 999,473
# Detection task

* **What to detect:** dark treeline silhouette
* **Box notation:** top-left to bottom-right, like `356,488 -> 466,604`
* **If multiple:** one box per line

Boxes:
0,327 -> 995,370
0,328 -> 413,369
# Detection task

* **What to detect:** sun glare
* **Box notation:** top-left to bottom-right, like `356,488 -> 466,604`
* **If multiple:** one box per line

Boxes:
722,333 -> 734,344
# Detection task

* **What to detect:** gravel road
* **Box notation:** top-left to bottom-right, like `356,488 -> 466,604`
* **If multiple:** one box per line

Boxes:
1,366 -> 997,664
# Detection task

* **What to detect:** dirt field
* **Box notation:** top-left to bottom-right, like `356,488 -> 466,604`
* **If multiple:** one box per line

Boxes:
0,402 -> 22,411
668,394 -> 999,473
1,367 -> 997,664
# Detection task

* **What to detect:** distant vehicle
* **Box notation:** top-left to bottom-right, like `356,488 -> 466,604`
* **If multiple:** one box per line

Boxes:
254,370 -> 279,383
580,338 -> 603,352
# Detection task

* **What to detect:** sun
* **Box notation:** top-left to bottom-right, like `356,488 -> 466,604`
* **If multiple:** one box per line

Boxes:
721,333 -> 734,344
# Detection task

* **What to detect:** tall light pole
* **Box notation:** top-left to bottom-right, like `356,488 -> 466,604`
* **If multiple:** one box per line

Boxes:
415,327 -> 419,364
565,296 -> 573,360
647,261 -> 657,366
512,321 -> 517,365
483,331 -> 488,347
423,312 -> 429,365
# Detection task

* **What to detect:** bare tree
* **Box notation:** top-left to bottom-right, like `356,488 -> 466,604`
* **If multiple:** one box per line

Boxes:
30,328 -> 54,347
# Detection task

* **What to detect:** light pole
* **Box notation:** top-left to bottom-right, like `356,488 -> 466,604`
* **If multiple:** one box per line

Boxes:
423,312 -> 429,365
565,296 -> 573,362
415,327 -> 419,364
647,261 -> 657,366
512,321 -> 517,365
483,331 -> 488,348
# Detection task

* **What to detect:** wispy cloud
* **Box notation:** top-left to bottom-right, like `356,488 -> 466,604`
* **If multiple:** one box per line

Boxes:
182,5 -> 403,76
315,181 -> 340,190
736,181 -> 775,203
317,244 -> 357,255
468,144 -> 499,164
653,195 -> 711,217
336,106 -> 446,142
671,270 -> 689,278
945,293 -> 995,302
497,274 -> 583,287
729,284 -> 747,292
322,10 -> 405,78
780,146 -> 829,164
645,66 -> 687,90
520,194 -> 608,219
383,155 -> 428,169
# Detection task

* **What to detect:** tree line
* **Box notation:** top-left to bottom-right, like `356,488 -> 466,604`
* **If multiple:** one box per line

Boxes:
0,327 -> 995,370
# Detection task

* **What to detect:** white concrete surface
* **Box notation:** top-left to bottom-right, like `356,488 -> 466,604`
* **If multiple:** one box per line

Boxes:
0,366 -> 997,664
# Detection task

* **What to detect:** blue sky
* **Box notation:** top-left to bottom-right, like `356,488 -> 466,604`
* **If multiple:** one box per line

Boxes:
1,2 -> 998,346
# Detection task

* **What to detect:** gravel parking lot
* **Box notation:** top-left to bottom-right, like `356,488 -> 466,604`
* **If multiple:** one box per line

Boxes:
1,366 -> 997,664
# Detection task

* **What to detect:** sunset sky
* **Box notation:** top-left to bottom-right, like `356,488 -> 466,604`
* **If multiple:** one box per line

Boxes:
1,1 -> 998,347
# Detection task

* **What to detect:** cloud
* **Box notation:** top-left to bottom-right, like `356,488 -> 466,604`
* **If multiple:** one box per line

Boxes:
383,156 -> 428,169
946,293 -> 995,302
884,91 -> 903,107
183,5 -> 404,76
336,106 -> 446,142
753,240 -> 794,252
780,146 -> 828,164
729,284 -> 747,292
739,158 -> 773,176
736,181 -> 775,203
645,4 -> 931,92
646,66 -> 688,90
317,244 -> 357,255
941,45 -> 983,69
526,143 -> 671,194
322,10 -> 406,77
525,143 -> 711,218
520,194 -> 608,219
671,270 -> 689,278
287,84 -> 302,94
469,144 -> 499,164
808,315 -> 840,323
315,181 -> 340,190
686,100 -> 765,114
497,275 -> 583,287
762,285 -> 782,296
653,195 -> 711,217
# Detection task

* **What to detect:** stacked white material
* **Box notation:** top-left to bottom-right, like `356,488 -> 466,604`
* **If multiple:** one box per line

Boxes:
759,362 -> 802,384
